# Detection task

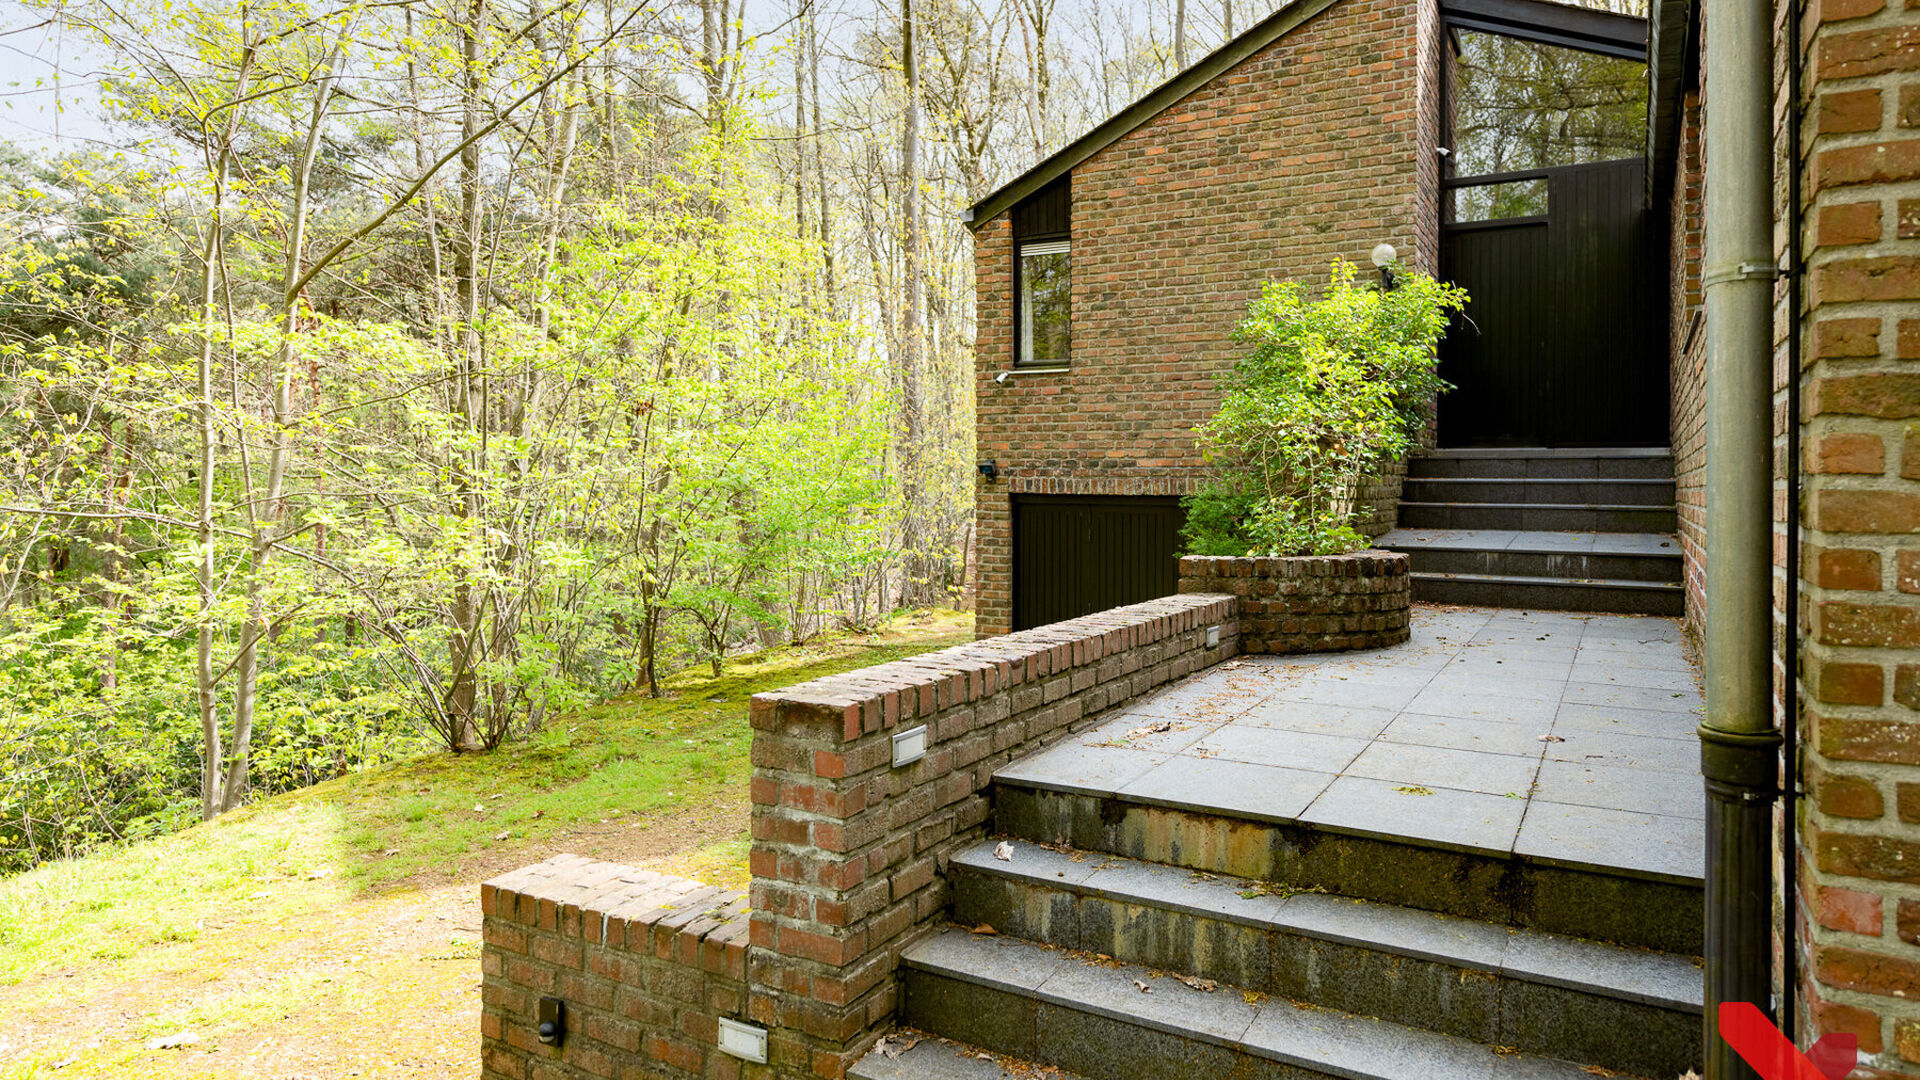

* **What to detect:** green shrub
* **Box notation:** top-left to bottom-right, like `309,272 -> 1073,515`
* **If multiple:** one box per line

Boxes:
1184,259 -> 1466,557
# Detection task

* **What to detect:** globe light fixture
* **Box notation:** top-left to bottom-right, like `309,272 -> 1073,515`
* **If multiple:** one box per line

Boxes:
1370,242 -> 1398,291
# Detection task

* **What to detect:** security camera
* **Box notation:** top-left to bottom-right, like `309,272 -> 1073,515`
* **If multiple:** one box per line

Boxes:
994,371 -> 1013,385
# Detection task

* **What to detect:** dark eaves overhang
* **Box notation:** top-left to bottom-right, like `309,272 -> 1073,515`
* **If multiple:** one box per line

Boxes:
1645,0 -> 1699,201
1442,0 -> 1648,60
963,0 -> 1341,230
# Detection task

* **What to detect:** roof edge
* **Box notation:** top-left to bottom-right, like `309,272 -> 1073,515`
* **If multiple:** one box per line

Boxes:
1644,0 -> 1697,201
965,0 -> 1342,230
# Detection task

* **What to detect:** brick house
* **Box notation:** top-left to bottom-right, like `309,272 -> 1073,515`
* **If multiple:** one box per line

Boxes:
478,0 -> 1920,1076
963,0 -> 1920,1070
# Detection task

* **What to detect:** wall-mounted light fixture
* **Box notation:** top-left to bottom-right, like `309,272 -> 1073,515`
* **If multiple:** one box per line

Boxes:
718,1018 -> 769,1063
1371,242 -> 1398,292
994,370 -> 1013,385
892,725 -> 929,768
536,997 -> 565,1046
977,460 -> 1000,481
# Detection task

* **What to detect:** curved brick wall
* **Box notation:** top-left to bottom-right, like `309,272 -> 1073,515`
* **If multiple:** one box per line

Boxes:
1178,552 -> 1411,654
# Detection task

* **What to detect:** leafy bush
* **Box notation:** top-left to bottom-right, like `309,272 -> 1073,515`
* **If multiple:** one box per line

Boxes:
1183,260 -> 1466,557
0,608 -> 424,874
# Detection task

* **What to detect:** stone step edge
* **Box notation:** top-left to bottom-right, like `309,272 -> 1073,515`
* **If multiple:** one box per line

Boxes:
1417,448 -> 1673,459
848,1031 -> 1095,1080
1404,477 -> 1675,487
1380,538 -> 1681,559
1411,571 -> 1684,593
1396,501 -> 1678,513
989,773 -> 1704,889
902,928 -> 1609,1080
950,839 -> 1702,1014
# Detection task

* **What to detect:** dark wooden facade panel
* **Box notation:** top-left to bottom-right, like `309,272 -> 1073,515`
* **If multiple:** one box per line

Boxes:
1012,496 -> 1185,631
1438,159 -> 1668,447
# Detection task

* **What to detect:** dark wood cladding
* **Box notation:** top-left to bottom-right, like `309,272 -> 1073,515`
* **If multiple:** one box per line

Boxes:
1012,495 -> 1185,631
1012,178 -> 1071,241
1438,158 -> 1668,448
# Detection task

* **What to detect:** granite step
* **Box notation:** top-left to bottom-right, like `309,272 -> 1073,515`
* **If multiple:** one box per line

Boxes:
1396,501 -> 1678,533
991,777 -> 1702,954
1376,529 -> 1682,584
1410,571 -> 1685,616
948,839 -> 1702,1079
900,928 -> 1639,1080
1409,448 -> 1674,480
1400,477 -> 1677,507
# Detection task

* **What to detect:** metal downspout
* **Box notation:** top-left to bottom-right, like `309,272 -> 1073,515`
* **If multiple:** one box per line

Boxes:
1782,0 -> 1806,1045
1700,0 -> 1783,1076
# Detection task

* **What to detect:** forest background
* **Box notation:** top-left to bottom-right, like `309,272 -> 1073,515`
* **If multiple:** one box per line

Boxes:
0,0 -> 1645,872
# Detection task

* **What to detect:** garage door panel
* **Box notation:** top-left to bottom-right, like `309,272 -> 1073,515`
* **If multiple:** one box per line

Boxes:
1012,496 -> 1185,631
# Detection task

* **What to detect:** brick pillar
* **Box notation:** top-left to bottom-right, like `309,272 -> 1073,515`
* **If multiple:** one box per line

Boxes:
1792,0 -> 1920,1071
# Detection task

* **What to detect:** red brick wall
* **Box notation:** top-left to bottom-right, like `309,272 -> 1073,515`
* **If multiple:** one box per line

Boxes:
480,858 -> 752,1080
746,593 -> 1237,1076
1789,0 -> 1920,1072
971,0 -> 1442,637
1178,552 -> 1411,653
1670,67 -> 1708,634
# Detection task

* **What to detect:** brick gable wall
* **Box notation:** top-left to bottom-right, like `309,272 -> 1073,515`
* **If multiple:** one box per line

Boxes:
971,0 -> 1442,636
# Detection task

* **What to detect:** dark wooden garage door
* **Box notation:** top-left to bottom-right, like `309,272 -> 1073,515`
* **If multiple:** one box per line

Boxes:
1012,496 -> 1186,631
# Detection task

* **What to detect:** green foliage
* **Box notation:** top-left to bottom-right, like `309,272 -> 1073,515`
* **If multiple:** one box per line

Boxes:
0,610 -> 970,985
1184,260 -> 1466,558
0,604 -> 423,874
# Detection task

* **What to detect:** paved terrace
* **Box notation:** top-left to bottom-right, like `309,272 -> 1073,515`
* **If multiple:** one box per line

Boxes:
998,605 -> 1704,883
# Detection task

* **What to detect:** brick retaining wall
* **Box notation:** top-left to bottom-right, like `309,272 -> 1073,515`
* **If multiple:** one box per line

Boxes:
1178,552 -> 1411,654
480,857 -> 752,1080
481,593 -> 1239,1079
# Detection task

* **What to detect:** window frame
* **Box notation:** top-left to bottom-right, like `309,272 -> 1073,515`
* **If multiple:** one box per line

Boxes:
1010,178 -> 1071,370
1014,238 -> 1071,369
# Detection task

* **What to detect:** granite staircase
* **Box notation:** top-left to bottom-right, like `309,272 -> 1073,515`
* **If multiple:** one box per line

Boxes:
851,789 -> 1703,1080
1378,448 -> 1684,616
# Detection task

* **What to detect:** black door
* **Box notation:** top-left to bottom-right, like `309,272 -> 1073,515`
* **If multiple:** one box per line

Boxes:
1012,496 -> 1186,631
1437,159 -> 1668,448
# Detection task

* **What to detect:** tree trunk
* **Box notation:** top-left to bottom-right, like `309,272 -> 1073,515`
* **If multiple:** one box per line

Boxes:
196,41 -> 259,821
448,0 -> 489,751
899,0 -> 925,607
219,28 -> 349,813
1175,0 -> 1188,70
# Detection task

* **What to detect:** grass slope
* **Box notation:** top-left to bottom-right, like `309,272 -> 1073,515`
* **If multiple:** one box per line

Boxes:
0,609 -> 971,1079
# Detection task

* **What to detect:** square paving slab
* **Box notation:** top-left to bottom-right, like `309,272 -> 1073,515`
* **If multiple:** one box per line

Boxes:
993,605 -> 1705,883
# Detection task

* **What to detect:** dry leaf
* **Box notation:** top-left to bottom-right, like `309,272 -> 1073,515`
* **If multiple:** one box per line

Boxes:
970,923 -> 998,935
1537,735 -> 1565,743
874,1035 -> 918,1059
994,841 -> 1015,861
1174,975 -> 1217,992
494,831 -> 511,841
1132,979 -> 1153,993
1393,785 -> 1435,796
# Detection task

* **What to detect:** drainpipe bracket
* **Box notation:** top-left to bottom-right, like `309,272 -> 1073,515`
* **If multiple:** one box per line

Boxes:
1701,261 -> 1782,287
1698,723 -> 1783,790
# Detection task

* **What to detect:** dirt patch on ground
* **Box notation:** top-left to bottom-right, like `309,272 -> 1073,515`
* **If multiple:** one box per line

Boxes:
0,799 -> 748,1079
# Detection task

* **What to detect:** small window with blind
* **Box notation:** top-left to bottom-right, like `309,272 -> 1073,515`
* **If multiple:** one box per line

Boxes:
1012,179 -> 1070,368
1018,240 -> 1070,366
